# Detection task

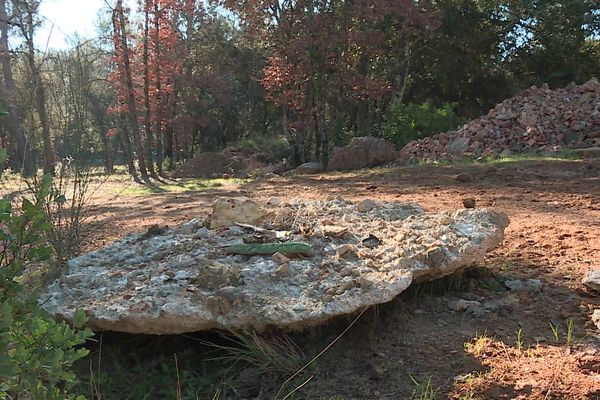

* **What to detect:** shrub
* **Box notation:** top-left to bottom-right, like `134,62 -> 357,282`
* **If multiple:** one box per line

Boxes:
0,154 -> 93,400
383,101 -> 463,149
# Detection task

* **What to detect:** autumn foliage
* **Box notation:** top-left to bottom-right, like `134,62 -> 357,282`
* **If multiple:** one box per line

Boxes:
220,0 -> 435,165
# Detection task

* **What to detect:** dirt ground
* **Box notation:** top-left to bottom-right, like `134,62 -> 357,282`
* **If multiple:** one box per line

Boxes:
81,159 -> 600,399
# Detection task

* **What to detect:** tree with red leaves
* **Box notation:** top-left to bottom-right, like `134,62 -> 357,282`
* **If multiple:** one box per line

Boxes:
108,0 -> 195,178
220,0 -> 435,166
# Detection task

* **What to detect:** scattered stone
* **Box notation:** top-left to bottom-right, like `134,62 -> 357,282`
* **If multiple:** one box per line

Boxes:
449,299 -> 482,312
356,199 -> 376,213
448,136 -> 471,155
482,294 -> 519,312
327,136 -> 398,171
583,269 -> 600,292
42,198 -> 509,334
266,196 -> 282,206
293,162 -> 322,175
211,197 -> 273,229
336,244 -> 356,259
592,310 -> 600,331
275,263 -> 289,277
499,149 -> 513,158
504,279 -> 543,293
454,173 -> 473,183
463,198 -> 476,209
361,234 -> 381,249
272,252 -> 291,265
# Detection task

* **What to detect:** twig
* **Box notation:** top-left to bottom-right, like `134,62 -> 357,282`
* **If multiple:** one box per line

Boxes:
499,341 -> 512,362
174,353 -> 182,400
281,374 -> 314,400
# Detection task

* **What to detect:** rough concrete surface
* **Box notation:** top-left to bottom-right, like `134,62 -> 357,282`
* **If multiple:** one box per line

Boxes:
42,198 -> 509,334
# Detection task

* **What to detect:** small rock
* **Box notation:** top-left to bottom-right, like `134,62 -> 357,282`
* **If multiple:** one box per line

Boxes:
292,303 -> 306,312
483,294 -> 519,312
592,310 -> 600,331
499,149 -> 513,158
504,279 -> 543,293
336,244 -> 356,259
275,263 -> 290,277
583,269 -> 600,292
266,196 -> 281,206
356,199 -> 376,213
449,299 -> 482,312
454,173 -> 473,183
294,162 -> 322,174
361,234 -> 381,249
272,252 -> 291,265
462,198 -> 476,209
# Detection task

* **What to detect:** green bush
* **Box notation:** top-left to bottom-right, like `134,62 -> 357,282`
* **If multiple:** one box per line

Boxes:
0,154 -> 93,400
383,101 -> 464,149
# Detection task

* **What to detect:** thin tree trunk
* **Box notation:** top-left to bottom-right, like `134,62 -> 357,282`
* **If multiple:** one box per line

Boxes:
113,0 -> 148,180
163,90 -> 175,170
0,0 -> 34,175
118,114 -> 138,180
153,0 -> 163,175
23,8 -> 54,174
142,0 -> 155,177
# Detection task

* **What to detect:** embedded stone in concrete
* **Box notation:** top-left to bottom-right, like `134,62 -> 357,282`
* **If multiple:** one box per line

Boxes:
42,198 -> 509,334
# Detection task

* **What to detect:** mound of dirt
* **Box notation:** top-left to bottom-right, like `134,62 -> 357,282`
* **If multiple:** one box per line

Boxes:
400,78 -> 600,162
173,148 -> 272,178
327,136 -> 398,171
171,152 -> 242,178
42,198 -> 508,334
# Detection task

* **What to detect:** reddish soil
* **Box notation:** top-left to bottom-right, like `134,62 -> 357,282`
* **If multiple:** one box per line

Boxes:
83,159 -> 600,399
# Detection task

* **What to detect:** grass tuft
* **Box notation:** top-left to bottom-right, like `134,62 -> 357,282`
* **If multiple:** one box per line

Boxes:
410,375 -> 439,400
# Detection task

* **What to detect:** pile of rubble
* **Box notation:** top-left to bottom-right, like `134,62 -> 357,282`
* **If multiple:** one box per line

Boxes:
400,78 -> 600,162
42,197 -> 509,334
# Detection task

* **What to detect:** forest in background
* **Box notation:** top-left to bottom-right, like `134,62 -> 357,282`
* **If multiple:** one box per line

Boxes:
0,0 -> 599,179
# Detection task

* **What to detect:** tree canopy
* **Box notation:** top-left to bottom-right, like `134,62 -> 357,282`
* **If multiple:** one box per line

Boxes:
0,0 -> 598,175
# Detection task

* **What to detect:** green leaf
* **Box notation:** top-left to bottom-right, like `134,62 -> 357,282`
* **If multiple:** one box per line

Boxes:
39,173 -> 53,200
0,148 -> 7,167
73,309 -> 88,328
54,194 -> 67,204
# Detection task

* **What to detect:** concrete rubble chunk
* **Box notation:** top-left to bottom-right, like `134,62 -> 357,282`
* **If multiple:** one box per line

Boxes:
42,198 -> 509,334
211,197 -> 272,229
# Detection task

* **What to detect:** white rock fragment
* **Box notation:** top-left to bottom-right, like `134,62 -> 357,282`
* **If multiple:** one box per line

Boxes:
356,199 -> 376,213
582,269 -> 600,292
211,197 -> 272,229
592,309 -> 600,331
266,196 -> 281,206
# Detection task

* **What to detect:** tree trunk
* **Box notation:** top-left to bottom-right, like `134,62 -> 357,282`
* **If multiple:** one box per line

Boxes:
142,0 -> 155,177
163,90 -> 175,170
22,7 -> 54,174
118,114 -> 138,180
0,0 -> 35,175
113,0 -> 148,180
153,0 -> 163,175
